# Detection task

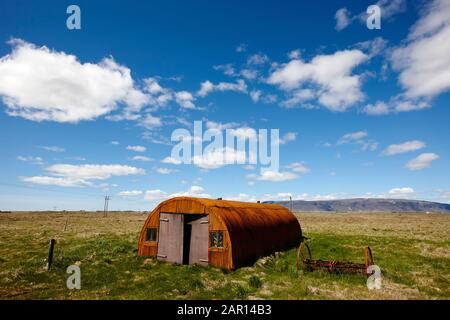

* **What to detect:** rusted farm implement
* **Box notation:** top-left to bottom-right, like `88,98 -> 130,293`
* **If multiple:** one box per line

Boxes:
296,239 -> 374,276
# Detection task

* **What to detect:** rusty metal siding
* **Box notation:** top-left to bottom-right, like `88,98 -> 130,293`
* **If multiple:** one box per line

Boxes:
140,244 -> 157,256
137,197 -> 302,270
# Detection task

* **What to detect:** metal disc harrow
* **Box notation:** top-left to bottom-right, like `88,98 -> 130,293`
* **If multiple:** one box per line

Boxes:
296,240 -> 374,276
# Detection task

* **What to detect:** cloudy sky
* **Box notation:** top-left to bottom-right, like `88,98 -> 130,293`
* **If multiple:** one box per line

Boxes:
1,0 -> 450,210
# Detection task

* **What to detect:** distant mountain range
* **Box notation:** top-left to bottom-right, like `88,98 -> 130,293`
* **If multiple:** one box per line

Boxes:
265,198 -> 450,213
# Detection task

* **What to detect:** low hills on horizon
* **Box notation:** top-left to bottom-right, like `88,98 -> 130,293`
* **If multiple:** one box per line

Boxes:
265,198 -> 450,213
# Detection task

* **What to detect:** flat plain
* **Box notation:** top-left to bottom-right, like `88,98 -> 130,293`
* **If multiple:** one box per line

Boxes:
0,211 -> 448,299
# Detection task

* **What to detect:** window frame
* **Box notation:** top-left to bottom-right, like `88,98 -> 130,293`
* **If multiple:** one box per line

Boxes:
145,227 -> 158,242
209,230 -> 224,249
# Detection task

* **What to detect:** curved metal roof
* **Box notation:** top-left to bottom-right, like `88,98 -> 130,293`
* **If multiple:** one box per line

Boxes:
153,197 -> 302,268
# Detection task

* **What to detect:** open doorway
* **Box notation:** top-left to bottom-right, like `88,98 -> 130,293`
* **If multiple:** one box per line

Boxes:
157,213 -> 208,266
183,214 -> 209,266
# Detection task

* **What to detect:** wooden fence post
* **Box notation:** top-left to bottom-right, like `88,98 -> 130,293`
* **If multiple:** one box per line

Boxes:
46,239 -> 56,271
63,218 -> 69,231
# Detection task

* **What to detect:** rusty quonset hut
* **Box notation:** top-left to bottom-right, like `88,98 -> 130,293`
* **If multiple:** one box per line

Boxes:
138,197 -> 302,270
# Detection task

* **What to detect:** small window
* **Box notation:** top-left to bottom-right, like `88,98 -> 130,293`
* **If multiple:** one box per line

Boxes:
145,228 -> 157,242
210,231 -> 224,248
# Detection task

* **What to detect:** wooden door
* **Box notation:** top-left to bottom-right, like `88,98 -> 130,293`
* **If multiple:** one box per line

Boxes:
188,215 -> 209,266
157,213 -> 184,264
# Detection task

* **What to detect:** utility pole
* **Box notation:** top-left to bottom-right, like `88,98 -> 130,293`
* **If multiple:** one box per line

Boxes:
103,195 -> 111,217
290,196 -> 293,212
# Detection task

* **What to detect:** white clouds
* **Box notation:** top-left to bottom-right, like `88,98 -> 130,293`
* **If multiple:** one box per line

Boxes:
287,162 -> 309,174
131,155 -> 153,162
278,132 -> 297,145
228,127 -> 257,140
386,187 -> 416,199
338,130 -> 378,151
254,189 -> 419,202
175,91 -> 196,109
363,99 -> 430,115
236,43 -> 247,53
225,193 -> 257,202
250,90 -> 262,102
142,77 -> 197,111
262,94 -> 278,104
246,162 -> 307,184
155,167 -> 178,174
292,193 -> 338,201
213,64 -> 258,80
213,64 -> 236,77
197,81 -> 215,97
248,170 -> 297,182
263,189 -> 417,201
394,100 -> 430,112
377,0 -> 407,19
259,192 -> 338,201
145,189 -> 167,201
22,164 -> 145,187
360,141 -> 378,151
268,50 -> 368,111
287,49 -> 301,60
0,39 -> 148,123
240,69 -> 259,80
338,131 -> 368,144
391,0 -> 450,98
126,145 -> 146,152
41,146 -> 65,152
17,156 -> 42,162
205,120 -> 240,132
170,186 -> 209,198
433,189 -> 450,203
406,153 -> 439,170
363,101 -> 390,115
280,89 -> 315,108
383,140 -> 426,155
17,156 -> 43,164
21,176 -> 90,187
408,0 -> 450,40
247,53 -> 269,65
389,187 -> 415,195
161,156 -> 182,165
192,147 -> 247,169
197,79 -> 247,97
195,122 -> 256,162
144,77 -> 166,95
111,141 -> 120,145
354,37 -> 388,58
335,8 -> 351,31
46,164 -> 145,180
118,190 -> 143,197
145,185 -> 210,201
138,114 -> 162,129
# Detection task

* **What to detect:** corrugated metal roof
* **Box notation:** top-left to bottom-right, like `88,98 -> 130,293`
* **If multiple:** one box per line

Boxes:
153,196 -> 302,268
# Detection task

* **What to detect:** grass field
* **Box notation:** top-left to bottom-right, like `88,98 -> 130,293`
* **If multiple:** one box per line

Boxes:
0,211 -> 449,300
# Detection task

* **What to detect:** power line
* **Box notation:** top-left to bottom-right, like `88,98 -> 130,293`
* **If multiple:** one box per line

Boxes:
0,181 -> 147,211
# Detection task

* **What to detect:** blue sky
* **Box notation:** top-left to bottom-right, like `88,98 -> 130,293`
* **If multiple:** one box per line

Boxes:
1,0 -> 449,211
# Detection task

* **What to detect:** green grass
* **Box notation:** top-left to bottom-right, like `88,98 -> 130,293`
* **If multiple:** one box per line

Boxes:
0,212 -> 449,299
